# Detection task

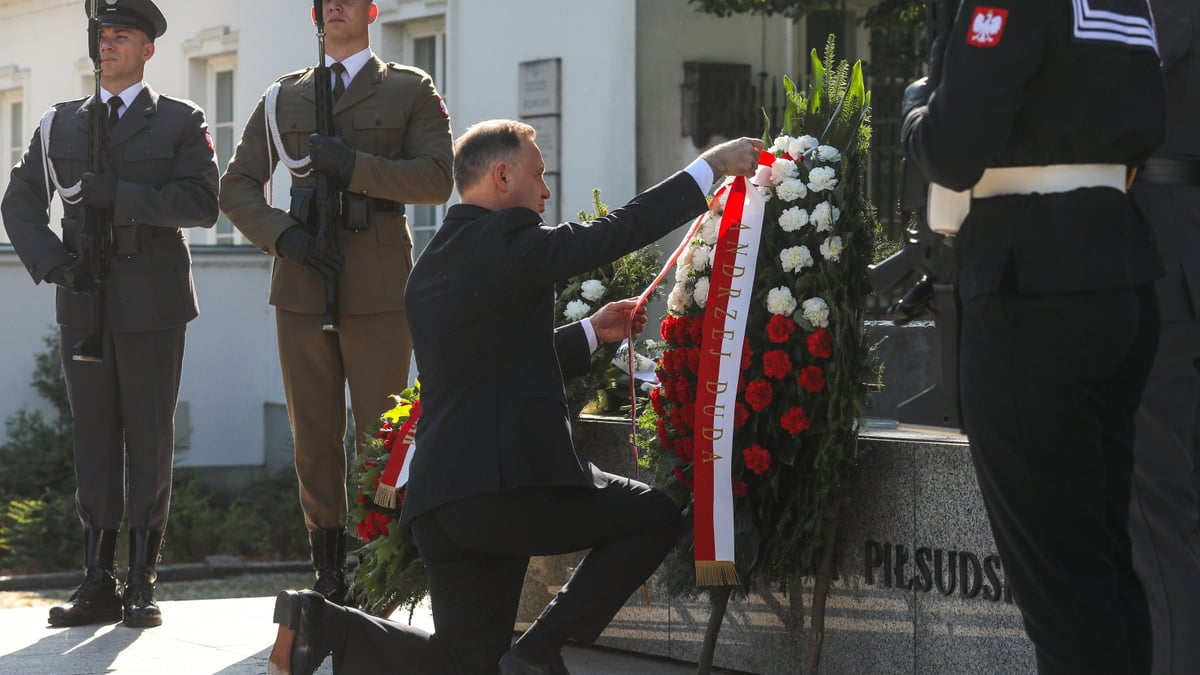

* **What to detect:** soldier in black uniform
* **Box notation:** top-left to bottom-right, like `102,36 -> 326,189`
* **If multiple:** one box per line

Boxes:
1,0 -> 218,628
902,1 -> 1165,673
1128,1 -> 1200,673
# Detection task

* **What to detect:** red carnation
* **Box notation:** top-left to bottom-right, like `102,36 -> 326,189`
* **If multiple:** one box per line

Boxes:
762,350 -> 793,380
650,387 -> 666,416
740,339 -> 753,370
685,347 -> 701,374
661,315 -> 678,342
767,314 -> 796,344
781,406 -> 812,434
376,422 -> 392,440
733,403 -> 750,429
675,436 -> 694,461
732,480 -> 749,498
807,328 -> 833,359
743,444 -> 772,475
655,418 -> 670,447
687,315 -> 704,344
799,365 -> 826,393
745,380 -> 773,412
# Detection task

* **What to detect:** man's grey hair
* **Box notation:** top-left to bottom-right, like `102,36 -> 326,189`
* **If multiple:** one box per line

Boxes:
452,119 -> 536,195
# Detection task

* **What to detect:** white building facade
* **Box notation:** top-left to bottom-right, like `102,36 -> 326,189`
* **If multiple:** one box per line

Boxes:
0,0 -> 872,487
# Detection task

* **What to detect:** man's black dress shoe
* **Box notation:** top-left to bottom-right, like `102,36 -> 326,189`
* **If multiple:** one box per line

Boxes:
498,650 -> 570,675
273,590 -> 332,675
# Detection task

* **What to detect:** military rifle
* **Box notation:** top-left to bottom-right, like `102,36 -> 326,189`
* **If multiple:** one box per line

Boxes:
312,0 -> 341,332
866,0 -> 962,430
67,0 -> 113,363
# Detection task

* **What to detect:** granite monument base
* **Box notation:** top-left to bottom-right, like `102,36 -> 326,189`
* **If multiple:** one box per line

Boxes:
515,416 -> 1036,674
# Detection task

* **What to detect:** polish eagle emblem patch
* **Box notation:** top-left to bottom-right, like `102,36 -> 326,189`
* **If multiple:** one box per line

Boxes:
967,7 -> 1009,48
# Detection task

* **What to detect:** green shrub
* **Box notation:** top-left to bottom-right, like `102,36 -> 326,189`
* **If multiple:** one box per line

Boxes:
0,491 -> 79,572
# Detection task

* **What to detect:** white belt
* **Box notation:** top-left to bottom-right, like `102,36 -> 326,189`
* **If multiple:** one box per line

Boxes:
928,164 -> 1128,235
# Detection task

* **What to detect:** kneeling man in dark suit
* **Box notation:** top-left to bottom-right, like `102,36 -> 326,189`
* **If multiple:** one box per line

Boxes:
267,119 -> 762,675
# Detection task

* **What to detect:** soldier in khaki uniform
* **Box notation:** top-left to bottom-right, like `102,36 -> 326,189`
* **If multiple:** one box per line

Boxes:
219,0 -> 453,603
2,0 -> 219,629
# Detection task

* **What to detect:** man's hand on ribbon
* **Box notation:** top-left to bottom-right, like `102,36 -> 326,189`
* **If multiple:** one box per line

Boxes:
590,298 -> 648,343
700,137 -> 766,181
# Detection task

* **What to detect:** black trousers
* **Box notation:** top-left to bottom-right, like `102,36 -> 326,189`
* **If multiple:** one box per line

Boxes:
61,324 -> 186,532
325,470 -> 683,674
961,283 -> 1157,675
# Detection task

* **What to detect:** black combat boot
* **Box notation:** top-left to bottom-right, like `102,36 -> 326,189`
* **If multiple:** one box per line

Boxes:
309,527 -> 348,605
47,529 -> 123,627
122,529 -> 164,628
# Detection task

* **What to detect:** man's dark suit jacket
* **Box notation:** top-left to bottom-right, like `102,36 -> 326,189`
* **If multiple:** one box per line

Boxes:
401,171 -> 706,524
3,85 -> 219,331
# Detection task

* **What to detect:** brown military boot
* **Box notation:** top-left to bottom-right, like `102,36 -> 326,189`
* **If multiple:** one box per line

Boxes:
309,527 -> 348,605
47,529 -> 123,627
122,529 -> 163,628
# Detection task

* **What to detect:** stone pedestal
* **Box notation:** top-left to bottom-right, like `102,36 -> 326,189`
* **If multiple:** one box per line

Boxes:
519,416 -> 1036,674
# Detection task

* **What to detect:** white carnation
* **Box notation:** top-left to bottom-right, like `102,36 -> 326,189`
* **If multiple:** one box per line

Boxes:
580,279 -> 607,302
693,276 -> 711,309
752,163 -> 774,187
757,185 -> 774,201
775,178 -> 808,203
815,145 -> 842,164
676,246 -> 694,278
780,246 -> 814,273
766,286 -> 797,316
770,158 -> 799,185
811,201 -> 841,232
691,244 -> 712,273
789,135 -> 819,159
772,135 -> 791,153
710,189 -> 728,213
778,206 -> 810,232
564,299 -> 591,323
699,213 -> 719,245
668,283 -> 691,313
807,166 -> 839,193
802,297 -> 830,328
820,236 -> 844,262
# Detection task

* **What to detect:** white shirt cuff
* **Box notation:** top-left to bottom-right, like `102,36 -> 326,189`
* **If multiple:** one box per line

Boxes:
685,157 -> 715,196
581,318 -> 599,353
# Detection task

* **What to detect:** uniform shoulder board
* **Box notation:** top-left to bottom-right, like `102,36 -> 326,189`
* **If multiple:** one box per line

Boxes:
277,67 -> 312,84
159,93 -> 204,112
386,62 -> 431,79
51,96 -> 88,111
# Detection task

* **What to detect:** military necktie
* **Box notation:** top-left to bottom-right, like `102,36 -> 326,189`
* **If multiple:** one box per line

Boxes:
107,97 -> 122,132
331,62 -> 346,104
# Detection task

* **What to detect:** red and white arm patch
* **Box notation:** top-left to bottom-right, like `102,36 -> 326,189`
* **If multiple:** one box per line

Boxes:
437,96 -> 450,119
967,7 -> 1009,48
203,130 -> 215,154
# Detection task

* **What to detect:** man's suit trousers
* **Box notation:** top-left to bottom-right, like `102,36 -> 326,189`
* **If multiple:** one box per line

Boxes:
325,470 -> 683,674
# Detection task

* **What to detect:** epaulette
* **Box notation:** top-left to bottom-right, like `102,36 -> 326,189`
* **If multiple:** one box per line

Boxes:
159,93 -> 204,111
386,62 -> 431,79
51,96 -> 88,111
276,67 -> 312,84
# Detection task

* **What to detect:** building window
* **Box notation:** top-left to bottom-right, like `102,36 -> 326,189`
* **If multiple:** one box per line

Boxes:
1,89 -> 24,243
381,17 -> 447,259
209,61 -> 238,245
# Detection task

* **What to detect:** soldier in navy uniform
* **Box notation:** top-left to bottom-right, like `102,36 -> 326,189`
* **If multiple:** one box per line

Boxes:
220,0 -> 453,604
1,0 -> 218,628
1128,1 -> 1200,673
902,1 -> 1165,672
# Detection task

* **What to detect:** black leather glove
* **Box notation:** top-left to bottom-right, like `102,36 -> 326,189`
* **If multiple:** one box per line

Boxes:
901,77 -> 932,122
80,172 -> 117,210
275,225 -> 345,280
45,264 -> 98,295
309,134 -> 356,190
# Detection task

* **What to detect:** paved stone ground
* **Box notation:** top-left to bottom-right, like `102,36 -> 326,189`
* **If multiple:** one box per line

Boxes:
0,572 -> 707,674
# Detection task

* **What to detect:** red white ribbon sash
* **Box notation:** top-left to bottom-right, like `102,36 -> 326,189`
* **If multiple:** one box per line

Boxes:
692,176 -> 766,585
374,401 -> 422,509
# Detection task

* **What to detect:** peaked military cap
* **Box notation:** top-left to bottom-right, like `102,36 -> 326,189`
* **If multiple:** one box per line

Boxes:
83,0 -> 167,41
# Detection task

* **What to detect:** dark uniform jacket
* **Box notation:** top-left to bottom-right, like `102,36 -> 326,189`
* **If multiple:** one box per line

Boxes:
1138,0 -> 1200,321
903,0 -> 1167,302
219,54 -> 453,316
2,86 -> 219,331
400,171 -> 707,524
